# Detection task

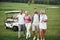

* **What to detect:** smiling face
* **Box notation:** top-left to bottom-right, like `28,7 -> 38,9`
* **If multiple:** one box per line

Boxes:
40,9 -> 45,15
34,8 -> 38,14
19,9 -> 23,14
25,11 -> 29,16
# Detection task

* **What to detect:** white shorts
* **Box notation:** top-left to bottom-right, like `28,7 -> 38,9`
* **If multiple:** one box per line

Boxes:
32,23 -> 39,31
39,23 -> 47,29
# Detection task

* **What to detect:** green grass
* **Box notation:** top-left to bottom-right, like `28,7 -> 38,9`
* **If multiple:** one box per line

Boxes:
0,2 -> 60,40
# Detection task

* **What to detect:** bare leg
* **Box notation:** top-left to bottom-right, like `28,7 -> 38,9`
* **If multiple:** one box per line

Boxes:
33,31 -> 36,40
33,31 -> 36,37
37,31 -> 39,40
39,29 -> 43,40
43,30 -> 46,40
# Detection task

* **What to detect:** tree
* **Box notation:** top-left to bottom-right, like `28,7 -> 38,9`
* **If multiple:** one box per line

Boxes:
32,0 -> 34,3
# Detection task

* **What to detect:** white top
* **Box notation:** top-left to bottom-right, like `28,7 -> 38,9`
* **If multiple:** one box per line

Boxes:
40,14 -> 47,23
17,13 -> 25,24
33,14 -> 39,24
39,14 -> 48,29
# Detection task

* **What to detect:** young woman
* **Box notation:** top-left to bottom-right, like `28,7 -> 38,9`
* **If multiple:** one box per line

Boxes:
24,11 -> 31,40
39,9 -> 48,40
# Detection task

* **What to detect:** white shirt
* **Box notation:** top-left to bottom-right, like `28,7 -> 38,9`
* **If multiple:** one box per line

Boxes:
33,14 -> 39,24
40,14 -> 48,28
40,14 -> 47,23
17,13 -> 25,24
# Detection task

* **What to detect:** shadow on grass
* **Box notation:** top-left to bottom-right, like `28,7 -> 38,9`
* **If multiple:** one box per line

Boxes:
0,35 -> 33,40
0,9 -> 16,11
0,35 -> 60,40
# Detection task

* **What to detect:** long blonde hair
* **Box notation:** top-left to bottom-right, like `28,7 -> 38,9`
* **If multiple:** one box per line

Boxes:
40,9 -> 45,14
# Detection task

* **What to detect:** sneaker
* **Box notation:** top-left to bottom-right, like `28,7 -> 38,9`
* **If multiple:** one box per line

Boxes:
26,36 -> 28,39
43,38 -> 45,40
41,39 -> 43,40
33,37 -> 36,40
37,38 -> 39,40
26,38 -> 30,40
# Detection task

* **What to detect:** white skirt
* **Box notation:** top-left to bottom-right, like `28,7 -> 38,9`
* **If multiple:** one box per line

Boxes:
39,22 -> 47,29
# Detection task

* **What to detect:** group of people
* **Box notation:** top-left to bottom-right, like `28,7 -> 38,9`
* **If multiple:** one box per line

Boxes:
15,8 -> 48,40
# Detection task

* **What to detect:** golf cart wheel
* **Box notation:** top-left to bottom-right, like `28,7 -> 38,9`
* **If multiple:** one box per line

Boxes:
13,26 -> 18,31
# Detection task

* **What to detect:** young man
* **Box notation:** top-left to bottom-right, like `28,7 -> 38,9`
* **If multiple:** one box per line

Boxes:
15,9 -> 26,39
32,8 -> 40,40
24,11 -> 31,40
39,9 -> 48,40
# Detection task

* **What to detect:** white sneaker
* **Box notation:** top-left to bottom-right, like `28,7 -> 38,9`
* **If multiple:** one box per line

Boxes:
43,38 -> 45,40
41,39 -> 43,40
37,38 -> 39,40
26,37 -> 28,39
33,37 -> 36,40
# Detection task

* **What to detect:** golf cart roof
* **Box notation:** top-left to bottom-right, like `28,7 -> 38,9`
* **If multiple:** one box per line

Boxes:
5,10 -> 20,14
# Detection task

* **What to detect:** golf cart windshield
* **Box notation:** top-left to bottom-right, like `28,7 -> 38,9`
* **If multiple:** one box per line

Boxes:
5,10 -> 20,23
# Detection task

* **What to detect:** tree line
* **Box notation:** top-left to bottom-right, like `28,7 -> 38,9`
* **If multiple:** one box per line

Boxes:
0,0 -> 60,5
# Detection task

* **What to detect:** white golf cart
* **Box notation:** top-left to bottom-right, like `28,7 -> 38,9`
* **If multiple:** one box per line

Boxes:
5,10 -> 20,31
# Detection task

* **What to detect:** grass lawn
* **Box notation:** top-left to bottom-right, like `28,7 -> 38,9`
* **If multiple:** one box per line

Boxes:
0,2 -> 60,40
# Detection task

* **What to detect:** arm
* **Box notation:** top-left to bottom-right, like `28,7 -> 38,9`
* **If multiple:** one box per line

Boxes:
29,15 -> 32,21
14,14 -> 19,19
42,19 -> 48,22
42,15 -> 48,22
13,15 -> 18,21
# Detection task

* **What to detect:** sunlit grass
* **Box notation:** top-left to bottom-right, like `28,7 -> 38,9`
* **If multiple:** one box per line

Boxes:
0,2 -> 60,40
